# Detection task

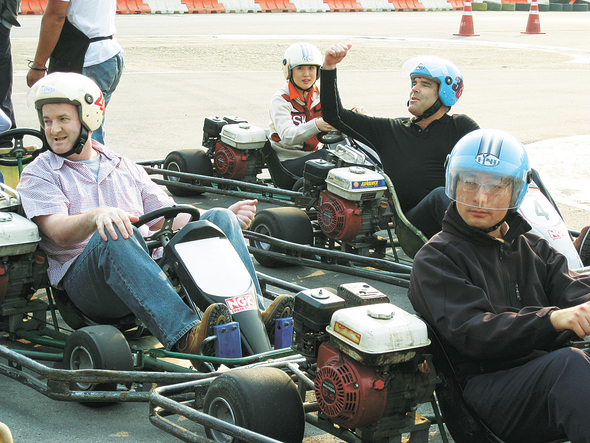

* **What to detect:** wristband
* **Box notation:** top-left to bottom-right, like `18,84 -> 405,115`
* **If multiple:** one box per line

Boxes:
27,60 -> 47,72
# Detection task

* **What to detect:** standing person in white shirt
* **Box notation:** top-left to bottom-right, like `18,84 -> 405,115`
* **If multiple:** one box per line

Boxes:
26,0 -> 123,145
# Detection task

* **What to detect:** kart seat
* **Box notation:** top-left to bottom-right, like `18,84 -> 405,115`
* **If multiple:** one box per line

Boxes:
50,287 -> 138,332
425,322 -> 568,443
425,322 -> 506,443
262,140 -> 300,191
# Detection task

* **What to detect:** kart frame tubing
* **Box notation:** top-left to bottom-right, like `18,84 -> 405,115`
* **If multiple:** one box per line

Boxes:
0,343 -> 222,403
141,163 -> 302,206
244,232 -> 412,287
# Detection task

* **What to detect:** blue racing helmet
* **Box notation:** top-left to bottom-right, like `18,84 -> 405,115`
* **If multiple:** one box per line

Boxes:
446,129 -> 531,210
402,56 -> 464,107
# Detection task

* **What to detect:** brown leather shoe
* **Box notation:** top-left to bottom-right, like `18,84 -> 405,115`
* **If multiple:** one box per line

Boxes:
175,303 -> 233,369
261,294 -> 294,342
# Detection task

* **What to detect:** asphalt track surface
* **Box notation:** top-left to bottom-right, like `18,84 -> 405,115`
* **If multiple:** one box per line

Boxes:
1,10 -> 589,442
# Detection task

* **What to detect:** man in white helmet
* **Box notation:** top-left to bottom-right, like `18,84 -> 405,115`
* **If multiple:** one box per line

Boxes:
321,43 -> 480,238
16,72 -> 292,369
268,42 -> 335,177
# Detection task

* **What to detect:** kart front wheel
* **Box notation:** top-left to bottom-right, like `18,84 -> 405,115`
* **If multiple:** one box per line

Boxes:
163,149 -> 213,197
203,367 -> 304,443
249,207 -> 313,268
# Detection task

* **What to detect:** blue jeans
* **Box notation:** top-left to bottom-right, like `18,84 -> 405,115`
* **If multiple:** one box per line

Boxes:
83,52 -> 124,145
62,208 -> 262,350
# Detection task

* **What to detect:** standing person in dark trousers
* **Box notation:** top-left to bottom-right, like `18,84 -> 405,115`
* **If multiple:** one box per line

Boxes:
409,128 -> 590,443
26,0 -> 124,145
321,43 -> 479,238
0,0 -> 20,140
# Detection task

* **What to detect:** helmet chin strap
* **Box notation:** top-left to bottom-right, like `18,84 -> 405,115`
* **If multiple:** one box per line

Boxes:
47,126 -> 90,158
479,210 -> 517,234
290,74 -> 316,93
411,98 -> 443,124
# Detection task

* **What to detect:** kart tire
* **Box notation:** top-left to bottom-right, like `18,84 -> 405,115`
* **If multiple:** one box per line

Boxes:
250,207 -> 313,268
291,177 -> 304,192
203,367 -> 304,443
163,149 -> 213,197
63,325 -> 133,406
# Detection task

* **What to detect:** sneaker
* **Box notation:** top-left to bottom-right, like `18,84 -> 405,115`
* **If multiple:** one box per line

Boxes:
575,226 -> 590,267
261,294 -> 294,342
175,303 -> 233,369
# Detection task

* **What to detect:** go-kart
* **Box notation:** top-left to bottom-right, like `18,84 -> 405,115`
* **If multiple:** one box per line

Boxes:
149,281 -> 588,443
141,117 -> 427,288
141,117 -> 590,289
0,128 -> 302,406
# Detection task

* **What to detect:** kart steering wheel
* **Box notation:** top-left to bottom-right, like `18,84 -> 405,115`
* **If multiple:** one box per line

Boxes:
0,128 -> 47,167
549,329 -> 579,352
318,130 -> 345,145
133,204 -> 201,248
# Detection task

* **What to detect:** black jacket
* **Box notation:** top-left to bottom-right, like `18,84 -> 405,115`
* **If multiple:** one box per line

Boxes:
408,204 -> 590,381
320,68 -> 479,212
0,0 -> 21,27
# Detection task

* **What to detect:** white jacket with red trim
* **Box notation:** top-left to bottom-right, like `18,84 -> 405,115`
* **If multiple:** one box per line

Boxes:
268,80 -> 322,161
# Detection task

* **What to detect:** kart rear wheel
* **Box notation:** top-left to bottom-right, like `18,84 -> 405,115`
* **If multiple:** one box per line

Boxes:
64,325 -> 133,406
163,149 -> 213,197
203,367 -> 304,443
250,207 -> 313,268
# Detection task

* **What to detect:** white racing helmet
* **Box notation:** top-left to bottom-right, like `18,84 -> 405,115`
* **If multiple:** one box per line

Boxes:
27,72 -> 105,156
282,42 -> 322,81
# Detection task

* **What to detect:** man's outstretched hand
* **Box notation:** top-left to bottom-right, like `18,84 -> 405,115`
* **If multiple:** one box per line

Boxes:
323,43 -> 352,70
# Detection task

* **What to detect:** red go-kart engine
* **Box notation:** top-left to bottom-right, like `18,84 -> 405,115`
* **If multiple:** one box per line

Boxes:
314,342 -> 387,429
214,142 -> 249,180
317,191 -> 362,241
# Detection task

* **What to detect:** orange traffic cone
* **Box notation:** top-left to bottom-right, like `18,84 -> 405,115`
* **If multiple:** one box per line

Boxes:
454,1 -> 479,37
522,0 -> 545,34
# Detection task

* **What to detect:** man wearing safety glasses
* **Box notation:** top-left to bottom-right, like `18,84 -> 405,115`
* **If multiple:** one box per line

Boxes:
409,129 -> 590,442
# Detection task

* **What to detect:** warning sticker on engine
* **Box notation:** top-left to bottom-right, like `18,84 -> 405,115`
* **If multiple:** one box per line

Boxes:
333,321 -> 361,345
225,294 -> 257,314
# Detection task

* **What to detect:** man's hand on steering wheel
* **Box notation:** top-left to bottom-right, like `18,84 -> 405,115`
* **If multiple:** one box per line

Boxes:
93,207 -> 139,242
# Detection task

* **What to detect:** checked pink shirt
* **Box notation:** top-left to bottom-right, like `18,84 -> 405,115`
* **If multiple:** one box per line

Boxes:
17,141 -> 174,286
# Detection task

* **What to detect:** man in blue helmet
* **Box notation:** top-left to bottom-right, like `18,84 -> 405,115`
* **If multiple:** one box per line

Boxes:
409,129 -> 590,442
321,43 -> 479,238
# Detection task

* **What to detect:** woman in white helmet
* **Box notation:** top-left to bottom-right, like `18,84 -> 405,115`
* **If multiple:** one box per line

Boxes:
268,42 -> 334,177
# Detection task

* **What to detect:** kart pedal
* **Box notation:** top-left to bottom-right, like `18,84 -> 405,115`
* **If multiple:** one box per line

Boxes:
273,317 -> 294,350
214,321 -> 242,358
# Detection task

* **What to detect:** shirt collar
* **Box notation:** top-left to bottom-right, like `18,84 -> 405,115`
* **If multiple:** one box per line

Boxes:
47,140 -> 121,170
287,80 -> 319,102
